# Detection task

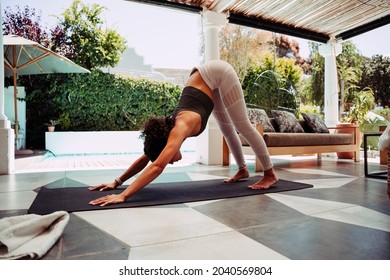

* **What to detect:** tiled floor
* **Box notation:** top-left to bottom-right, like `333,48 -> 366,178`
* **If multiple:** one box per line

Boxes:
1,151 -> 390,260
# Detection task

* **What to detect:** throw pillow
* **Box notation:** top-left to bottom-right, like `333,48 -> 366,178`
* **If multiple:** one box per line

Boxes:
301,113 -> 330,133
247,108 -> 275,132
271,110 -> 305,133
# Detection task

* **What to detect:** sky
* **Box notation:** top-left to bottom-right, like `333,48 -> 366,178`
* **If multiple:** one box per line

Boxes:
2,0 -> 390,69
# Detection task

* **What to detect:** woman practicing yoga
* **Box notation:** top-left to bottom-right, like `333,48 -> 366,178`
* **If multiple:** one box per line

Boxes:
89,60 -> 278,206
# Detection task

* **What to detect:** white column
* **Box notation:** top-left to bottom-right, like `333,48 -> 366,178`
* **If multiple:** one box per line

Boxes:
0,3 -> 15,174
319,40 -> 342,126
196,10 -> 228,165
0,3 -> 6,123
203,10 -> 227,62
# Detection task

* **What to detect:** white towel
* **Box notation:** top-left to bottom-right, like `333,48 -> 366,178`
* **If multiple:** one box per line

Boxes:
0,211 -> 69,259
379,124 -> 390,151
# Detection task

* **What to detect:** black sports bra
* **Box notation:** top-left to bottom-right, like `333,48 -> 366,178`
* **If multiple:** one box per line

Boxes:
171,86 -> 214,136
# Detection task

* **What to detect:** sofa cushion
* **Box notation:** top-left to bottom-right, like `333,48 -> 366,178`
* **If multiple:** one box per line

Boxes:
301,113 -> 330,133
260,133 -> 354,147
298,119 -> 312,133
271,110 -> 305,133
247,108 -> 275,132
240,132 -> 354,147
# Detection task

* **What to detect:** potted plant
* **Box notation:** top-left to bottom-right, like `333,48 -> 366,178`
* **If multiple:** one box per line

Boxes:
45,119 -> 60,132
336,87 -> 375,159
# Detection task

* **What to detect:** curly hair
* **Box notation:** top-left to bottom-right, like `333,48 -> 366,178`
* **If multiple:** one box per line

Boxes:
140,116 -> 175,161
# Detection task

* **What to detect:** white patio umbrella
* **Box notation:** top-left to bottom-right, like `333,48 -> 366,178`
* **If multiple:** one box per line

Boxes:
3,34 -> 90,144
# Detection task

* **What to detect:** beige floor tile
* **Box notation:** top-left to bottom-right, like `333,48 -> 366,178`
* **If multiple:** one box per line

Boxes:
295,178 -> 358,189
128,231 -> 289,260
75,206 -> 233,247
313,206 -> 390,232
266,193 -> 355,215
0,191 -> 37,210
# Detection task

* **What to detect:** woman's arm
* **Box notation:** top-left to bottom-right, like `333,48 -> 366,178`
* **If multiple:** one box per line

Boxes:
89,125 -> 188,206
88,154 -> 150,191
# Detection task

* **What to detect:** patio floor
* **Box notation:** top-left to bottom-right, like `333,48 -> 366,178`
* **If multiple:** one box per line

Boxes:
1,151 -> 389,260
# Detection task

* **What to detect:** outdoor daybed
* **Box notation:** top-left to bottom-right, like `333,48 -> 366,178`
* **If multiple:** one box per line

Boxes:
222,108 -> 361,171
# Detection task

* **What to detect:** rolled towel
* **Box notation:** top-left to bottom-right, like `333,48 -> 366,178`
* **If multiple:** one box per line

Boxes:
379,124 -> 390,151
0,211 -> 69,259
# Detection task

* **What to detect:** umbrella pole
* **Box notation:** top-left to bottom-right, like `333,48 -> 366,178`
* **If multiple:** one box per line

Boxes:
13,72 -> 19,148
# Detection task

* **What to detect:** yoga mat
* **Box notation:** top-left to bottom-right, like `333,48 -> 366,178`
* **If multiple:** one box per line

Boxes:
28,176 -> 312,215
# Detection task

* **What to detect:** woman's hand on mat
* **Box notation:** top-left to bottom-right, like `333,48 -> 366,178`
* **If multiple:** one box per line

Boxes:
88,183 -> 117,192
89,194 -> 126,206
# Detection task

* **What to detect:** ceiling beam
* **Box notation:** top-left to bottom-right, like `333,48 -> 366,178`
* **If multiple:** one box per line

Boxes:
336,15 -> 390,41
125,0 -> 202,14
228,13 -> 330,43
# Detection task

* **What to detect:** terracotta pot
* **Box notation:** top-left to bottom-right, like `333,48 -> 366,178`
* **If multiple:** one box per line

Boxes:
47,126 -> 55,132
335,123 -> 360,159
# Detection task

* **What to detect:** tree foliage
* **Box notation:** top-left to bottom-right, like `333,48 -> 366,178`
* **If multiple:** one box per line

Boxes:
274,34 -> 312,74
219,24 -> 271,81
307,41 -> 368,110
219,24 -> 309,81
360,55 -> 390,107
337,41 -> 364,111
2,5 -> 72,58
304,43 -> 324,106
2,5 -> 50,46
342,87 -> 375,124
242,54 -> 302,114
57,0 -> 127,70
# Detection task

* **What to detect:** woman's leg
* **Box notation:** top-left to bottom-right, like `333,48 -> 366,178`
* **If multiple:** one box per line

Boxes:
213,62 -> 278,189
212,89 -> 249,182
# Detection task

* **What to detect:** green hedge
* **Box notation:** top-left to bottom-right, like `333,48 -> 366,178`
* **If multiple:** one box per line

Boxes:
242,67 -> 300,115
24,71 -> 182,149
241,55 -> 302,116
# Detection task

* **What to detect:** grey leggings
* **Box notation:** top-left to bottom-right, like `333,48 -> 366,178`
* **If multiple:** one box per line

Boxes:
193,60 -> 273,171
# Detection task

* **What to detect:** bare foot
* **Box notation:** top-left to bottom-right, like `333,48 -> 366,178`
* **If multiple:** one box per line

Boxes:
224,166 -> 250,183
248,168 -> 278,190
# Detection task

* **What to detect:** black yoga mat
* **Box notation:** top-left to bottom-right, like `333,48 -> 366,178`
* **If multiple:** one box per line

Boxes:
28,176 -> 312,215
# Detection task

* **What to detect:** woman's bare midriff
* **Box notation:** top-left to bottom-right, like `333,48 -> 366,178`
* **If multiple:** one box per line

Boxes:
185,70 -> 213,102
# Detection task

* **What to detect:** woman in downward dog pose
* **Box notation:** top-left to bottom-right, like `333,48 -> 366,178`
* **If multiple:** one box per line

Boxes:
89,60 -> 278,206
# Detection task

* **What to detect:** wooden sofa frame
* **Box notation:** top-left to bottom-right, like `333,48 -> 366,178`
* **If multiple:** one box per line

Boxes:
222,123 -> 361,172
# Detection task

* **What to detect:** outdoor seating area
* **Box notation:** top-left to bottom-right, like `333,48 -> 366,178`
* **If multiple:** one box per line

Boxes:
223,108 -> 361,171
